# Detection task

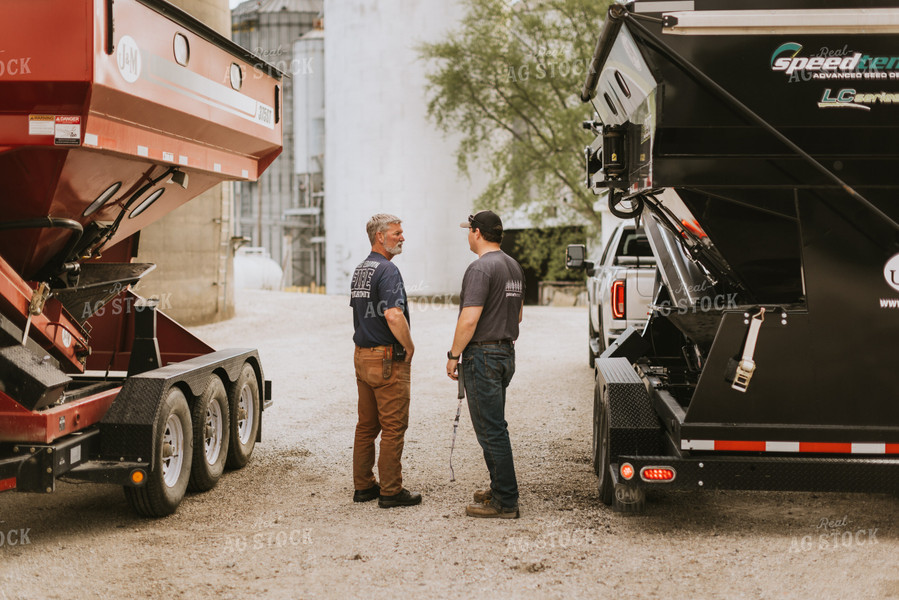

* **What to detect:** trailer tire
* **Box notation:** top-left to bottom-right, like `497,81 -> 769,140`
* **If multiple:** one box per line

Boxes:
226,363 -> 260,470
593,380 -> 615,506
124,387 -> 192,518
188,375 -> 230,492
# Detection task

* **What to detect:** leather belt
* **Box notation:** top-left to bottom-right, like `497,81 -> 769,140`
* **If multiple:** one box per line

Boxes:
467,339 -> 513,347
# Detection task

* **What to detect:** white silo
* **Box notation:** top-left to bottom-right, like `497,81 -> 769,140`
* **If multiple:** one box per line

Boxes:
291,29 -> 326,288
324,0 -> 487,297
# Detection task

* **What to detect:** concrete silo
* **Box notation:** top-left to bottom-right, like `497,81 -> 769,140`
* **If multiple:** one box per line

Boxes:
324,0 -> 486,297
231,0 -> 324,287
291,28 -> 326,289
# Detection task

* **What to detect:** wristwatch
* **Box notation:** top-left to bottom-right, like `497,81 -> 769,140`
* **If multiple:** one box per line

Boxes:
447,351 -> 460,360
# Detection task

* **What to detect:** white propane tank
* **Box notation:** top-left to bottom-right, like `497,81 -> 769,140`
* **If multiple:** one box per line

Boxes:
234,247 -> 284,290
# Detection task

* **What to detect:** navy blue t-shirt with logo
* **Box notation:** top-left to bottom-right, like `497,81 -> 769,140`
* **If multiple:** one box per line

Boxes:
350,252 -> 409,347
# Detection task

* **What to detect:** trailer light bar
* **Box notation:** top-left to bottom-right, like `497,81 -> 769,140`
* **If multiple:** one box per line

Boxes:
611,279 -> 626,319
620,462 -> 635,480
662,9 -> 899,35
640,467 -> 676,482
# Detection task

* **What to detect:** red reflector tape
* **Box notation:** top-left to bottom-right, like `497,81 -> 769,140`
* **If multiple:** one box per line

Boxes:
0,477 -> 16,492
682,440 -> 899,454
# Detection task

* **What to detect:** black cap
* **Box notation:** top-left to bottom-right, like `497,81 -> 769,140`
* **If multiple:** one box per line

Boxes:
460,210 -> 503,233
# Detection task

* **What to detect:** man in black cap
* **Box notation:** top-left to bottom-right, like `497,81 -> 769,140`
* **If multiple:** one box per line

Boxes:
446,210 -> 525,518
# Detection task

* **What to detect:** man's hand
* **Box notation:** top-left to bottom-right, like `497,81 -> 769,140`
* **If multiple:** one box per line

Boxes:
384,306 -> 414,363
447,358 -> 459,380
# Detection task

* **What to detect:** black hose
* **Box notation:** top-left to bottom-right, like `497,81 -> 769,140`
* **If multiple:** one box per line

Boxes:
0,218 -> 84,272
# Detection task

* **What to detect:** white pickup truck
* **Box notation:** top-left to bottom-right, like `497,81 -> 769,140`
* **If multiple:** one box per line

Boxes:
566,223 -> 657,367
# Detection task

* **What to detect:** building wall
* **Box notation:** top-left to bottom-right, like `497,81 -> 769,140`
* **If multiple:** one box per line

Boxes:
324,0 -> 487,297
133,0 -> 235,326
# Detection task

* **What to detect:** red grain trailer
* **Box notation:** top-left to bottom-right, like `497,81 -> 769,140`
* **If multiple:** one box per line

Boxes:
0,0 -> 282,516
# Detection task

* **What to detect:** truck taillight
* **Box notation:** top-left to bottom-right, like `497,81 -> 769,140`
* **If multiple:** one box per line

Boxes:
611,279 -> 626,319
640,467 -> 676,482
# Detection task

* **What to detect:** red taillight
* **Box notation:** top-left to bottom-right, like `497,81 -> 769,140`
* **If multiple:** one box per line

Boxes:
611,279 -> 626,319
640,467 -> 676,482
620,463 -> 635,480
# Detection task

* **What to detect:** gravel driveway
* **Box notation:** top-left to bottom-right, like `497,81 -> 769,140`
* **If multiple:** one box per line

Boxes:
1,290 -> 896,599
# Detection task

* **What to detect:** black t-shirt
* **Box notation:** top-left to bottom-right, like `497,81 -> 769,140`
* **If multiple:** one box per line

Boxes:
460,250 -> 525,342
350,252 -> 409,347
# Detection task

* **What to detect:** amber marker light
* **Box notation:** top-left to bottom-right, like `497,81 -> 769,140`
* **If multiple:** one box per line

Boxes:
620,463 -> 635,480
131,470 -> 146,485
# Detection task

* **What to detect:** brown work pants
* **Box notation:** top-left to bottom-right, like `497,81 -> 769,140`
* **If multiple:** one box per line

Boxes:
353,346 -> 411,496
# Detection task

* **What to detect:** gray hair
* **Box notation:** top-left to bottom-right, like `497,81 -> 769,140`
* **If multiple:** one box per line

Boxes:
366,213 -> 402,245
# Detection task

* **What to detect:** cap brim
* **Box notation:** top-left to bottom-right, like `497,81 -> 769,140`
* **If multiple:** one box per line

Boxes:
460,221 -> 470,228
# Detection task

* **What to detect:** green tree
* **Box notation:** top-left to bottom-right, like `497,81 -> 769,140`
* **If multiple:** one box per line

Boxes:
511,226 -> 586,282
419,0 -> 611,230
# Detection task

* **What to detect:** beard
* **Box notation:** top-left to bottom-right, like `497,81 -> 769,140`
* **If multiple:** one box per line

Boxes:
386,242 -> 403,255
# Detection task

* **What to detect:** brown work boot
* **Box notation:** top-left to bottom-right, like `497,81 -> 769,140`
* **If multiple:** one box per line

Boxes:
473,489 -> 492,503
465,502 -> 519,519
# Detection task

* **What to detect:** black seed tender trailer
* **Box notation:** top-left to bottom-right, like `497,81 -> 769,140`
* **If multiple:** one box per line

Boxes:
579,0 -> 899,512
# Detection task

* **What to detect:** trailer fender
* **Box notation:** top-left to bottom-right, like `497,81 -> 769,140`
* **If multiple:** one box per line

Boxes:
595,357 -> 662,458
98,349 -> 264,469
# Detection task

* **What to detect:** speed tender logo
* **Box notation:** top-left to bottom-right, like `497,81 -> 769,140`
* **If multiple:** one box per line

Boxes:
771,42 -> 861,76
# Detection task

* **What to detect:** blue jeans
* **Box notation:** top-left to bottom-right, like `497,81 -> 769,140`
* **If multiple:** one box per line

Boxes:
462,343 -> 518,508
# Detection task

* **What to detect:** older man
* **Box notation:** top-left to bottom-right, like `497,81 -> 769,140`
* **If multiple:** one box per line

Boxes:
447,210 -> 525,518
350,213 -> 421,508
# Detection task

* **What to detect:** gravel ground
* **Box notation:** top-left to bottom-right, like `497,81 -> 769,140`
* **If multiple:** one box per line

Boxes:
1,290 -> 897,599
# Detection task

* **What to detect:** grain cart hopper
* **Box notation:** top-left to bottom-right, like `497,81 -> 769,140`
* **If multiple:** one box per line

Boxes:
578,0 -> 899,512
0,0 -> 281,517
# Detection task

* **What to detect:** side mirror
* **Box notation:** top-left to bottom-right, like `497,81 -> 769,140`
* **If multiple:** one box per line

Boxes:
566,244 -> 594,275
566,244 -> 586,269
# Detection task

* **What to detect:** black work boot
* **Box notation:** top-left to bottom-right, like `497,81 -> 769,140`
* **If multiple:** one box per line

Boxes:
353,484 -> 380,503
378,488 -> 422,508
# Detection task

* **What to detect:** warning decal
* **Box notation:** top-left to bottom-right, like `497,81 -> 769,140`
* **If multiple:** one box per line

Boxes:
28,115 -> 54,136
54,116 -> 81,146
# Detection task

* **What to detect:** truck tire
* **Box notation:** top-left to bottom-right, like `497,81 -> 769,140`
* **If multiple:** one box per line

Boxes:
188,375 -> 230,492
593,380 -> 615,506
124,387 -> 193,518
588,312 -> 599,368
226,362 -> 260,470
